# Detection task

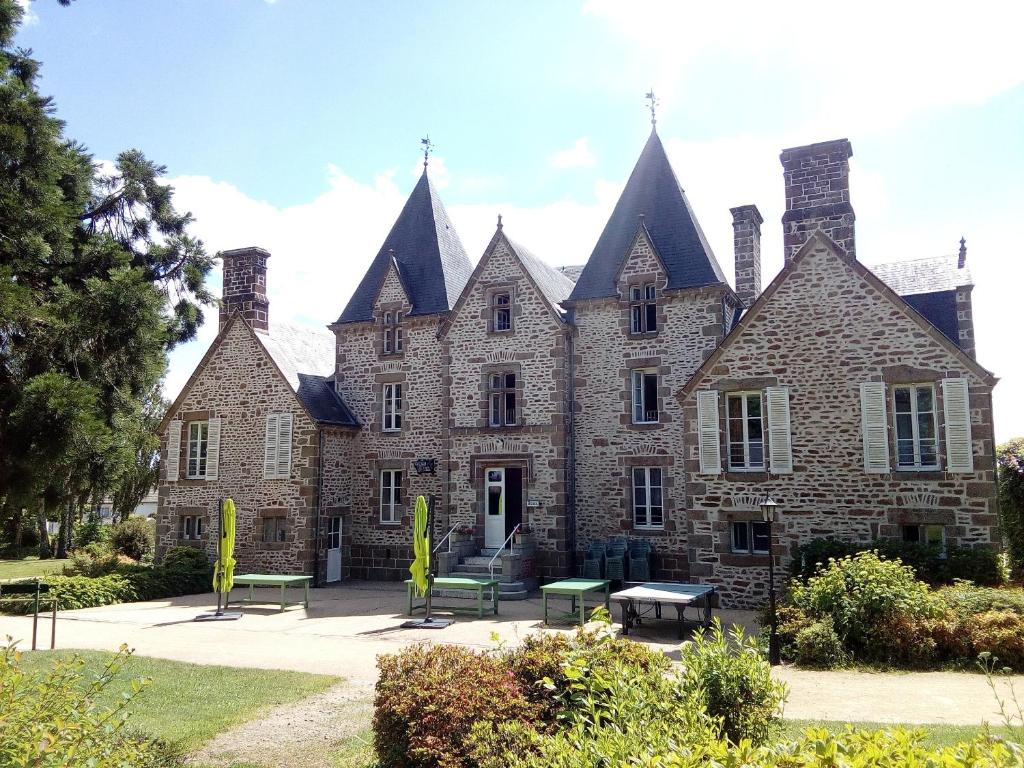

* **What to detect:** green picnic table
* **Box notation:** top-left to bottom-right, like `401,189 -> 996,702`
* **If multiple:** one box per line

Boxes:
405,577 -> 499,619
227,574 -> 312,612
541,578 -> 611,626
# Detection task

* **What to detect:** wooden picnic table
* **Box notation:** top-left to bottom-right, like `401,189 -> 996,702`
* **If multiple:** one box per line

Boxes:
540,578 -> 610,626
405,577 -> 499,619
611,582 -> 715,638
227,574 -> 312,612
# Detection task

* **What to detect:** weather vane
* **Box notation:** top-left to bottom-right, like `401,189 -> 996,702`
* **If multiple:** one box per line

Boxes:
421,135 -> 433,170
645,90 -> 658,127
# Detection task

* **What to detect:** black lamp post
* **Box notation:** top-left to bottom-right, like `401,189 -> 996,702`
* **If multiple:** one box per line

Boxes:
761,495 -> 781,665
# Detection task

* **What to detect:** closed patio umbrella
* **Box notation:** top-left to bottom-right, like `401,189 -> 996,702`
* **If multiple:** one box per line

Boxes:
196,497 -> 242,621
401,494 -> 452,629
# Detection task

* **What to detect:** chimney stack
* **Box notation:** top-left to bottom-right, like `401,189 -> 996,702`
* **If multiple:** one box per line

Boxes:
219,246 -> 270,332
730,205 -> 763,308
780,138 -> 855,263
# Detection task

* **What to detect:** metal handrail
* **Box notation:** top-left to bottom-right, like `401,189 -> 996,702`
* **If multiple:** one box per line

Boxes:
433,523 -> 461,555
488,523 -> 520,579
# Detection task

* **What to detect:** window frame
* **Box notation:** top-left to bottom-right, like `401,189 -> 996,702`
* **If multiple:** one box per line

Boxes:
892,383 -> 939,470
382,382 -> 403,432
902,523 -> 946,553
730,521 -> 771,555
629,283 -> 658,335
488,371 -> 518,427
262,517 -> 287,544
631,466 -> 664,530
726,391 -> 766,471
181,514 -> 204,541
491,292 -> 512,333
186,421 -> 209,479
631,368 -> 659,424
380,469 -> 403,524
382,311 -> 403,355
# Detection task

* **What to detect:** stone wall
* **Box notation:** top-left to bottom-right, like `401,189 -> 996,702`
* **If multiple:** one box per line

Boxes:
156,319 -> 320,575
219,247 -> 270,331
571,231 -> 734,582
679,238 -> 998,608
442,236 -> 572,576
781,139 -> 855,263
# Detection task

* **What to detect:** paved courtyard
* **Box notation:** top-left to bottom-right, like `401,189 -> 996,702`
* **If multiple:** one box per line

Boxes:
0,581 -> 1018,725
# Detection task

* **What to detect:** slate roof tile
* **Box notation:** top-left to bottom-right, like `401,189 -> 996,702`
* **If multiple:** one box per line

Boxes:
870,254 -> 972,296
507,238 -> 577,313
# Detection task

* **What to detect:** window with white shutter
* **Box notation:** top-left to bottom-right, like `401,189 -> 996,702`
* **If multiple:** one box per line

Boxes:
166,420 -> 182,481
941,378 -> 974,472
205,417 -> 221,480
860,382 -> 890,473
264,413 -> 293,479
697,390 -> 722,475
765,386 -> 793,474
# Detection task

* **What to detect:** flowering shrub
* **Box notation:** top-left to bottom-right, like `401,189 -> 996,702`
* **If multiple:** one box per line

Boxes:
998,438 -> 1024,579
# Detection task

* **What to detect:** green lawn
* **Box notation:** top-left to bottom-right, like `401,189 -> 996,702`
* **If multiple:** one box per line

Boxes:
779,719 -> 1014,749
20,650 -> 340,750
331,727 -> 376,768
0,556 -> 68,580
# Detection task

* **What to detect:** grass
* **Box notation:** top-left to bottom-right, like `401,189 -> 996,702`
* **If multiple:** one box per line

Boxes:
779,719 -> 1016,749
331,727 -> 376,768
0,556 -> 68,580
19,649 -> 340,750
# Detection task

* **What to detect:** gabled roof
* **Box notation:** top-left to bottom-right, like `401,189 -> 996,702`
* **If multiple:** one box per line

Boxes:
296,373 -> 359,427
335,169 -> 472,323
678,232 -> 996,400
257,322 -> 334,389
508,236 -> 577,314
870,254 -> 972,296
568,129 -> 728,301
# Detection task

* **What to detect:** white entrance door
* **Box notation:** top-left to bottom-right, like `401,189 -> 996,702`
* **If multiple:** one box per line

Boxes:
326,516 -> 342,583
484,468 -> 505,549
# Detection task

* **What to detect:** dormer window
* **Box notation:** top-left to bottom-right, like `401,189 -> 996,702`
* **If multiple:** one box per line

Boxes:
383,311 -> 403,354
491,292 -> 512,332
630,284 -> 658,334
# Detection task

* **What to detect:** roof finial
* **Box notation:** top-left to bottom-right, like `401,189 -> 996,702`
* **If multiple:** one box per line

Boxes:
958,236 -> 967,269
645,89 -> 659,128
420,135 -> 433,171
496,213 -> 503,230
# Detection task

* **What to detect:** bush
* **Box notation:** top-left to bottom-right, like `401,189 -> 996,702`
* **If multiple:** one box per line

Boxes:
161,545 -> 210,571
997,438 -> 1024,579
937,582 -> 1024,616
110,516 -> 154,561
793,618 -> 848,668
374,643 -> 538,768
72,515 -> 109,550
967,611 -> 1024,670
678,621 -> 786,745
65,542 -> 123,577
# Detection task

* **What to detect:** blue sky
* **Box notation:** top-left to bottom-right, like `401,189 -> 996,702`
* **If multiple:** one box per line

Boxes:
15,0 -> 1024,439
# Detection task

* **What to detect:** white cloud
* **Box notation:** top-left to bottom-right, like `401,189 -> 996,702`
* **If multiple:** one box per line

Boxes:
549,137 -> 597,170
411,154 -> 450,190
16,0 -> 39,25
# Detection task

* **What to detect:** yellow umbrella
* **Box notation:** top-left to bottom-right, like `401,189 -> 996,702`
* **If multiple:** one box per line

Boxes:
408,495 -> 430,597
213,498 -> 237,595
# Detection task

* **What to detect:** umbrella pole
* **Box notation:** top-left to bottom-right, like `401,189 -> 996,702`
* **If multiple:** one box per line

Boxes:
195,497 -> 241,622
424,495 -> 434,621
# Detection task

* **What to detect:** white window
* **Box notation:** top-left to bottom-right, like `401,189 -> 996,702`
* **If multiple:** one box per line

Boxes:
489,372 -> 517,427
491,292 -> 511,332
902,524 -> 945,553
186,422 -> 209,479
631,369 -> 659,424
893,384 -> 938,469
631,467 -> 663,529
382,383 -> 403,432
181,515 -> 204,541
629,284 -> 658,334
383,311 -> 403,354
380,469 -> 403,523
731,521 -> 771,554
727,392 -> 765,471
263,413 -> 293,479
262,517 -> 286,543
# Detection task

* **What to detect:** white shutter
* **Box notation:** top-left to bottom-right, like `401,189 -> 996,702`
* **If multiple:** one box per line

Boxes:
860,382 -> 890,473
697,390 -> 722,475
765,386 -> 793,474
165,420 -> 182,482
276,413 -> 293,478
205,417 -> 221,480
264,414 -> 280,479
942,378 -> 974,472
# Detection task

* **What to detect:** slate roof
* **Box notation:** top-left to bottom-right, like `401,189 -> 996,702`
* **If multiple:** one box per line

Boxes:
256,323 -> 358,427
507,238 -> 577,314
569,129 -> 728,301
335,170 -> 472,323
557,264 -> 585,282
870,254 -> 972,296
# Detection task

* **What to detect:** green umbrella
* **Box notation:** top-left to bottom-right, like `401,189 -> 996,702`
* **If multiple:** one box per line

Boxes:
213,498 -> 237,595
409,495 -> 430,597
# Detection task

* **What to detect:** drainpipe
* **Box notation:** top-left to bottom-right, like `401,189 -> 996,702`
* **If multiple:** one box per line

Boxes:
566,327 -> 577,576
313,426 -> 324,588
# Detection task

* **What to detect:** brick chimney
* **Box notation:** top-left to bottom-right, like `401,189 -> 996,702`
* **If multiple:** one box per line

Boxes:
730,205 -> 763,308
219,246 -> 270,332
780,138 -> 855,263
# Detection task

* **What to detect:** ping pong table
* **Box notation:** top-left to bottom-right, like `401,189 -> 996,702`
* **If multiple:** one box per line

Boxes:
611,582 -> 715,638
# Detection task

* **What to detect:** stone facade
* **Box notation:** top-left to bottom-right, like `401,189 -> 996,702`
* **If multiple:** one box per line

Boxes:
781,139 -> 856,263
730,205 -> 763,309
219,247 -> 270,331
678,235 -> 998,608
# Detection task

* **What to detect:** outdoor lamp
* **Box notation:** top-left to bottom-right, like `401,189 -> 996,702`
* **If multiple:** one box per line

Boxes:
761,494 -> 781,666
760,495 -> 778,523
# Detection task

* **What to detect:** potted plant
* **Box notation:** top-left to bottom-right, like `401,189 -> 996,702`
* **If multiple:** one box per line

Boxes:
451,524 -> 474,543
514,524 -> 534,546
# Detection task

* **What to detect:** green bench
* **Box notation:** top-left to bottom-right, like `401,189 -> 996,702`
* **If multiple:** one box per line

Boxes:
540,578 -> 611,626
227,574 -> 312,612
405,577 -> 500,619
